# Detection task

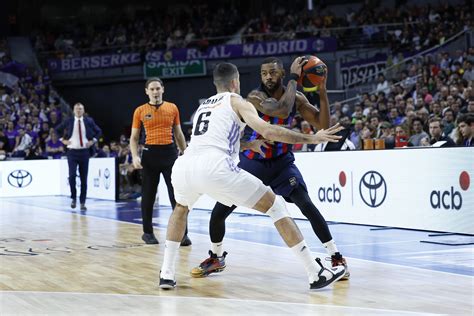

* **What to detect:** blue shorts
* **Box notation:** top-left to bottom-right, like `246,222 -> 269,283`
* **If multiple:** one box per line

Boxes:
238,152 -> 307,202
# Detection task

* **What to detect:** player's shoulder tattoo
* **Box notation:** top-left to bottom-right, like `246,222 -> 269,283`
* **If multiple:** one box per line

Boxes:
247,89 -> 266,99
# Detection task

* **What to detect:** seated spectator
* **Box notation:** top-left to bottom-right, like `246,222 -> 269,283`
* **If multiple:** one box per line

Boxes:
25,122 -> 39,147
409,117 -> 429,146
430,102 -> 443,118
455,114 -> 473,146
428,117 -> 455,147
376,74 -> 390,96
351,110 -> 363,124
300,120 -> 316,152
12,127 -> 33,157
45,131 -> 65,159
394,125 -> 412,148
442,109 -> 456,136
463,60 -> 474,81
109,141 -> 121,157
38,122 -> 51,149
96,144 -> 115,158
48,110 -> 61,129
379,121 -> 395,149
4,121 -> 18,152
388,108 -> 404,126
360,124 -> 376,150
0,128 -> 8,160
350,119 -> 363,149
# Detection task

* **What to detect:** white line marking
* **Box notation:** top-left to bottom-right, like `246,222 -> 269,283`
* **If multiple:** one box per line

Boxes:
0,291 -> 442,315
2,199 -> 473,279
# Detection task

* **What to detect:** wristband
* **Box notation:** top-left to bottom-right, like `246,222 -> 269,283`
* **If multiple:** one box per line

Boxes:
289,73 -> 299,81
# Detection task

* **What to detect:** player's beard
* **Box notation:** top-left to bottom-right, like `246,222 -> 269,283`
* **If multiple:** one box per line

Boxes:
264,78 -> 282,94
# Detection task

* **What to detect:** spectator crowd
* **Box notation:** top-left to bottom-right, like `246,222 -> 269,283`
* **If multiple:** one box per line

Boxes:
290,48 -> 473,151
31,1 -> 472,60
32,2 -> 243,59
243,1 -> 471,52
2,1 -> 472,198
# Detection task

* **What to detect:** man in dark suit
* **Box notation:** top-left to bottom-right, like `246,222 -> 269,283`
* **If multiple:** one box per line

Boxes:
56,103 -> 102,211
428,117 -> 456,147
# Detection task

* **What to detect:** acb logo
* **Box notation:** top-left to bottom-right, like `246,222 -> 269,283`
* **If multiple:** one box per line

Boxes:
430,171 -> 470,210
318,171 -> 346,203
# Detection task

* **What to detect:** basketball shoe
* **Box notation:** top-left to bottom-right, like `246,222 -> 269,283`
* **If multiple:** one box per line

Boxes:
159,270 -> 176,289
190,250 -> 227,278
310,257 -> 346,290
330,252 -> 350,280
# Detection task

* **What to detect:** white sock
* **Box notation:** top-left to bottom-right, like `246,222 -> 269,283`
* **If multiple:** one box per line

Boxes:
211,242 -> 224,257
291,240 -> 319,283
323,240 -> 338,256
160,240 -> 180,280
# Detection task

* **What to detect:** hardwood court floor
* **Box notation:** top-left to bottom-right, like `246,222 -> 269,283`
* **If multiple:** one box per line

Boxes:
0,198 -> 473,315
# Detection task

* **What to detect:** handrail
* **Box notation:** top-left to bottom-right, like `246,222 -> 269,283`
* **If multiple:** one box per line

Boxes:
36,21 -> 421,57
331,28 -> 471,107
350,28 -> 468,87
330,74 -> 422,107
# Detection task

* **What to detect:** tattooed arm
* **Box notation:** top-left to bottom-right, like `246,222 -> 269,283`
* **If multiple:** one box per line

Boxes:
296,70 -> 330,130
247,82 -> 298,118
232,96 -> 343,145
246,56 -> 307,118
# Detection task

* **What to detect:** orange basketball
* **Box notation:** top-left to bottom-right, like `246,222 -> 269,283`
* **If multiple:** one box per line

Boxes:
297,55 -> 327,92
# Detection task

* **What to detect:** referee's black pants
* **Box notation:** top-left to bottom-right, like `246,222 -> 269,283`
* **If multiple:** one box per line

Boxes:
140,144 -> 188,235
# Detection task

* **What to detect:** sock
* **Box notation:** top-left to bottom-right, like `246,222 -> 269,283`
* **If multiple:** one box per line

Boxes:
291,240 -> 319,283
323,240 -> 338,256
160,240 -> 180,280
211,242 -> 224,257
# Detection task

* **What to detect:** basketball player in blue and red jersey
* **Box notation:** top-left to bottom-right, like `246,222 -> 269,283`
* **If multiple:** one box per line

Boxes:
191,56 -> 350,280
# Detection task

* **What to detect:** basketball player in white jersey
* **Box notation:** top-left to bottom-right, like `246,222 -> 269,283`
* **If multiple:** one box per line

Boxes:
159,60 -> 346,290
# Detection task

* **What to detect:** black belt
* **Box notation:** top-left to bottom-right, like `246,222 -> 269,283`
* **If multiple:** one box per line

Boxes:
144,144 -> 176,149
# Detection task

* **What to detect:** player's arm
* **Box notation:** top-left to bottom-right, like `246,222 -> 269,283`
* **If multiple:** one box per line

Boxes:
173,124 -> 187,154
247,83 -> 297,119
233,96 -> 342,144
296,73 -> 330,130
247,56 -> 307,118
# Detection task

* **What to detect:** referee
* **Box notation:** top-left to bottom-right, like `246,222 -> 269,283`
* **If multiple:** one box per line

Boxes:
130,78 -> 190,246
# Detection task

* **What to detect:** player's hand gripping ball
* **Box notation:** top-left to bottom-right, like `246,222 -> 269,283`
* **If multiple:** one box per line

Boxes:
297,55 -> 327,92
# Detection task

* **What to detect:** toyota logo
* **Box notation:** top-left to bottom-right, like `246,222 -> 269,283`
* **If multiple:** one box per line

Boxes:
103,168 -> 111,190
8,170 -> 33,188
359,171 -> 387,208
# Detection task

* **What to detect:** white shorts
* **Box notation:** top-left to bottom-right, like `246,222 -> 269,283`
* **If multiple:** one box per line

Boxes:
171,150 -> 269,209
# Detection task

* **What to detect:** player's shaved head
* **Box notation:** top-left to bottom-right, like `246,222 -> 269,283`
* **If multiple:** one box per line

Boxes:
213,63 -> 239,89
261,57 -> 283,69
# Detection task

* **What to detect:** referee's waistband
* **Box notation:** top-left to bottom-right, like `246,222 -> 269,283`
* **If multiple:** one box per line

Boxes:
144,143 -> 176,149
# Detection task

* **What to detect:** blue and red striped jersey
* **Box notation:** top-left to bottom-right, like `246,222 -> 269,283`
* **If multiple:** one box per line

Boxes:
242,85 -> 297,160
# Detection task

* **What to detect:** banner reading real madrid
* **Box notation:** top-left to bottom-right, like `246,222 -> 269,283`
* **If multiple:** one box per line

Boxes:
146,37 -> 337,62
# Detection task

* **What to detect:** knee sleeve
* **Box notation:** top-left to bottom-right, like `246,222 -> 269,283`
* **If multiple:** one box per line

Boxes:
266,196 -> 290,223
209,203 -> 236,243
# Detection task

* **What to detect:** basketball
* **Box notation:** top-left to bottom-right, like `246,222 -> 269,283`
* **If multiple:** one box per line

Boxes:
297,55 -> 327,92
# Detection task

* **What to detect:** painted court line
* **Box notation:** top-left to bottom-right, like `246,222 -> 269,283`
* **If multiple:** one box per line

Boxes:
2,199 -> 472,278
0,291 -> 441,315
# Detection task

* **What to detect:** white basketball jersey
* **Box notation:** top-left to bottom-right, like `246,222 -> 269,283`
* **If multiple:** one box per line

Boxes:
187,92 -> 246,160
